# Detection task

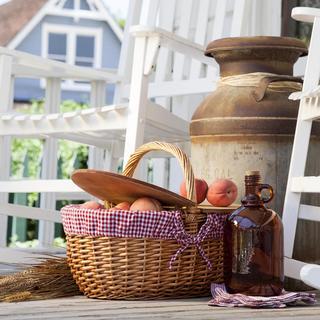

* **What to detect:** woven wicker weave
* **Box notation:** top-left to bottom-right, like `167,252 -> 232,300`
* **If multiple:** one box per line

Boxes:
66,142 -> 227,299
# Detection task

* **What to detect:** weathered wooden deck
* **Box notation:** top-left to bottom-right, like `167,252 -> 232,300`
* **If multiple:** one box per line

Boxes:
1,248 -> 319,320
1,294 -> 320,320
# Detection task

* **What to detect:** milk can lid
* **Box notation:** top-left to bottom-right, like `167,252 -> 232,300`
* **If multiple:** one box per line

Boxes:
205,36 -> 308,57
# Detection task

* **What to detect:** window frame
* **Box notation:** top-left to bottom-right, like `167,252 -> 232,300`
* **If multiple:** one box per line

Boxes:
42,23 -> 103,91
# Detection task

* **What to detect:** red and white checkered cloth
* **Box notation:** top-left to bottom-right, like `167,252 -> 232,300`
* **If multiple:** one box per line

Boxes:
209,283 -> 317,308
61,205 -> 227,269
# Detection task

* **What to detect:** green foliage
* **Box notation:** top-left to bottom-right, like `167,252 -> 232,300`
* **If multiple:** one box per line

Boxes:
9,235 -> 66,248
118,18 -> 125,29
8,234 -> 39,248
9,100 -> 89,244
12,100 -> 89,205
11,138 -> 43,179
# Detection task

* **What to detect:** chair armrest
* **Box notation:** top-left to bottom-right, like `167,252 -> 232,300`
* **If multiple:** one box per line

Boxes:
292,7 -> 320,23
0,46 -> 122,82
130,25 -> 216,67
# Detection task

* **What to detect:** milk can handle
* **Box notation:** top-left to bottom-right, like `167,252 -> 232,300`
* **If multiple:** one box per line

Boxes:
258,184 -> 274,203
252,75 -> 303,102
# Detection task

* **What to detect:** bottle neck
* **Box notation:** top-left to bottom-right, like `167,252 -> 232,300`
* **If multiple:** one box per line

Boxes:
242,173 -> 263,207
245,174 -> 261,196
245,184 -> 259,195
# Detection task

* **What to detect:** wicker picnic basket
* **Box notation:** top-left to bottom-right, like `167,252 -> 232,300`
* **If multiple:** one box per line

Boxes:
62,142 -> 232,299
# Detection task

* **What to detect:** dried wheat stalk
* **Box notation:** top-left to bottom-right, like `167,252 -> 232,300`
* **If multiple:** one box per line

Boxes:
0,256 -> 81,302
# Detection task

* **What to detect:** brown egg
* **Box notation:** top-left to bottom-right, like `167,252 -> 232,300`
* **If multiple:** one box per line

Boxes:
80,201 -> 104,209
109,201 -> 131,211
130,197 -> 162,212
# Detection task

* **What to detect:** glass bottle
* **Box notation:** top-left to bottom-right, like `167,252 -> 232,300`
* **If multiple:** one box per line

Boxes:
224,171 -> 284,296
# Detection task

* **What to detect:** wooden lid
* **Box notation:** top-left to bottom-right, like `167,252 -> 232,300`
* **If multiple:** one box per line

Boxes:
198,204 -> 240,213
71,169 -> 196,207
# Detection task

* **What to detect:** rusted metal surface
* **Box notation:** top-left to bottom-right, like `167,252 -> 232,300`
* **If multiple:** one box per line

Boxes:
190,86 -> 320,136
252,75 -> 303,102
191,37 -> 308,137
204,36 -> 307,77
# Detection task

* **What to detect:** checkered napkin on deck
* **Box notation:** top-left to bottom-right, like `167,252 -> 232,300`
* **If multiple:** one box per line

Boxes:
209,283 -> 316,308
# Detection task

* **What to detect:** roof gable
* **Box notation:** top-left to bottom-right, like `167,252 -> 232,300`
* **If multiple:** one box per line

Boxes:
0,0 -> 46,46
3,0 -> 123,49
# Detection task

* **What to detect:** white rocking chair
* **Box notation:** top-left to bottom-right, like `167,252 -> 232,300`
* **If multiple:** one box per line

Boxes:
283,6 -> 320,289
0,0 -> 266,248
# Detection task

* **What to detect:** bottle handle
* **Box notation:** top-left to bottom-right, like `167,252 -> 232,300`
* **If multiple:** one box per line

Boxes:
258,184 -> 274,203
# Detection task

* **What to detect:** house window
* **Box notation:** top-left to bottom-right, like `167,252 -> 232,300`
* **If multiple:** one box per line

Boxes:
62,0 -> 91,10
43,24 -> 102,90
48,33 -> 67,63
80,0 -> 90,10
63,0 -> 74,9
75,35 -> 95,67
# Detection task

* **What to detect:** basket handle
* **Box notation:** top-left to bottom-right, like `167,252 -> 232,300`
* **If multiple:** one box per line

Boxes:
122,141 -> 197,203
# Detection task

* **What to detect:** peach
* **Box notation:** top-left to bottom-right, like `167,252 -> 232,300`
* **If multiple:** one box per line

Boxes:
109,201 -> 131,211
130,197 -> 162,212
80,201 -> 104,209
180,178 -> 208,204
206,179 -> 238,207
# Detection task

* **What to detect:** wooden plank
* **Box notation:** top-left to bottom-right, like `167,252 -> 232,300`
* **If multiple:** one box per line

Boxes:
113,0 -> 142,103
0,54 -> 13,247
0,203 -> 61,223
150,0 -> 177,193
123,78 -> 217,99
145,0 -> 160,27
300,263 -> 320,290
299,204 -> 320,222
55,192 -> 90,201
0,180 -> 82,193
189,0 -> 210,79
39,78 -> 61,247
0,47 -> 121,82
146,101 -> 188,136
292,6 -> 320,23
0,106 -> 128,137
211,0 -> 227,40
151,0 -> 174,192
130,26 -> 216,67
206,0 -> 228,77
123,36 -> 149,167
291,176 -> 320,193
298,18 -> 320,93
172,0 -> 193,81
301,98 -> 320,121
284,257 -> 308,280
230,0 -> 247,36
0,293 -> 319,319
88,80 -> 106,193
155,0 -> 176,84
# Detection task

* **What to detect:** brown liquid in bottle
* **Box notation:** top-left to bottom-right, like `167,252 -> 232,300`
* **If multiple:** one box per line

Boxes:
224,171 -> 284,296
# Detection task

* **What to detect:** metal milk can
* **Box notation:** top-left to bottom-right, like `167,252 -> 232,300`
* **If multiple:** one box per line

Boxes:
190,37 -> 320,275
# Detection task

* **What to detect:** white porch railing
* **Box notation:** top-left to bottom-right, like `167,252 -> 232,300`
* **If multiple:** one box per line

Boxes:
0,46 -> 120,248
